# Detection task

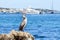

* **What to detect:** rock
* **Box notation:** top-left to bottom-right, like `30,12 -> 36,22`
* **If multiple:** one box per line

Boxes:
0,30 -> 34,40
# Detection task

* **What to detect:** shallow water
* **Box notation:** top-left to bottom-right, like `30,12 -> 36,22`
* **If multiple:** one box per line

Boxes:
0,13 -> 60,40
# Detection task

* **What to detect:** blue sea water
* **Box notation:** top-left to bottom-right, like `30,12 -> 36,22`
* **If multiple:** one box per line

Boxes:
0,12 -> 60,40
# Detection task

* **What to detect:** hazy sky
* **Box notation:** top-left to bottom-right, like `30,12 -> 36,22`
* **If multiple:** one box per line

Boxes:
0,0 -> 60,10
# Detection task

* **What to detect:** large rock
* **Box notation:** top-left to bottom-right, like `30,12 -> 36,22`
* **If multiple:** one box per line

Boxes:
0,30 -> 34,40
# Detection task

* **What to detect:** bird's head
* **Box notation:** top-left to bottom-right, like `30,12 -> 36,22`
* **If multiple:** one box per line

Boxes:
23,15 -> 26,19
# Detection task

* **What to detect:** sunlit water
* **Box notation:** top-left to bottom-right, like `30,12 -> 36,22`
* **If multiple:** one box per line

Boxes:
0,12 -> 60,40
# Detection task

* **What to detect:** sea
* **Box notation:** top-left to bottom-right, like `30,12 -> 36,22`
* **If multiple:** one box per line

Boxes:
0,12 -> 60,40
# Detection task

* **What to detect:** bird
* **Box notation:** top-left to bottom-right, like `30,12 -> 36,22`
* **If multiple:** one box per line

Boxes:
19,14 -> 27,31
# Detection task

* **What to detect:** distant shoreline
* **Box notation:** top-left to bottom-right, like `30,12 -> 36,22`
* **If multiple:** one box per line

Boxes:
0,8 -> 60,14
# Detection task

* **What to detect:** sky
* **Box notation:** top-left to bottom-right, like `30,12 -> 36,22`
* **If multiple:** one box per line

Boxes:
0,0 -> 60,11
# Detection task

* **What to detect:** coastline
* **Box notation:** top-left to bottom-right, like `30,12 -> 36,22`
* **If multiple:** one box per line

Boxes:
0,8 -> 60,14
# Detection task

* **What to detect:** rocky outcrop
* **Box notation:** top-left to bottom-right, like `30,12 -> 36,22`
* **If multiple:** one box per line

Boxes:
0,30 -> 34,40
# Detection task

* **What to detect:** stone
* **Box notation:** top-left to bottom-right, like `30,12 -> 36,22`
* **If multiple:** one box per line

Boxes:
0,30 -> 34,40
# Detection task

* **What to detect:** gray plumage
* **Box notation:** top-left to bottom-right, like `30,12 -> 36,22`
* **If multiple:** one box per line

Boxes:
19,15 -> 27,31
